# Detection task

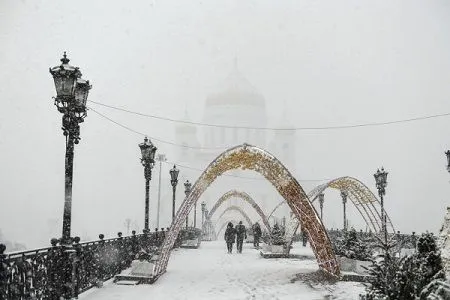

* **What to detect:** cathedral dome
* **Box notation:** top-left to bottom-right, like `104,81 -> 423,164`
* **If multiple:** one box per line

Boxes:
205,68 -> 266,108
202,66 -> 267,149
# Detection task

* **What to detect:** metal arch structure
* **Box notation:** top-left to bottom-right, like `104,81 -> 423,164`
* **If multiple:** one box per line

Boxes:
308,176 -> 395,233
284,176 -> 396,249
267,200 -> 288,221
156,144 -> 339,278
213,205 -> 253,229
207,190 -> 272,233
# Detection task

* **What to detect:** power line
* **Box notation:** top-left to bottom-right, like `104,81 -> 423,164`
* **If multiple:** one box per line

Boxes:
88,99 -> 450,131
88,107 -> 227,150
88,107 -> 334,183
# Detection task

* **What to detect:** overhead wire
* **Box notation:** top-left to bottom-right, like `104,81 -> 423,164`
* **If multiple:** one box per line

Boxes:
88,99 -> 450,131
87,107 -> 331,182
88,106 -> 228,150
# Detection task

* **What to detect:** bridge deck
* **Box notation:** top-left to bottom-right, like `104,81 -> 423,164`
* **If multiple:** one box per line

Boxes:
80,242 -> 364,300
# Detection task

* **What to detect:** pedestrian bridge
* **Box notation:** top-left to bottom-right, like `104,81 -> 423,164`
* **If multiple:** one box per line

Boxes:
80,241 -> 364,300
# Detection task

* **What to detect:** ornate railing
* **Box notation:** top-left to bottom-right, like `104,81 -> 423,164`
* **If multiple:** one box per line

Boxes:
0,229 -> 186,299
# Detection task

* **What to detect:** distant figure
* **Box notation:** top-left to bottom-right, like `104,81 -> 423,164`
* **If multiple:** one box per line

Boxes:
252,222 -> 262,248
235,221 -> 247,253
224,222 -> 237,253
302,229 -> 308,247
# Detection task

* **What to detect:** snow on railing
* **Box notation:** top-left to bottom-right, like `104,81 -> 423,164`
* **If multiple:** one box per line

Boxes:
0,228 -> 191,299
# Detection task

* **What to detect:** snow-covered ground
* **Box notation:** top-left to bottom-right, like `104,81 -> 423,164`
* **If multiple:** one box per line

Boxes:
80,241 -> 365,300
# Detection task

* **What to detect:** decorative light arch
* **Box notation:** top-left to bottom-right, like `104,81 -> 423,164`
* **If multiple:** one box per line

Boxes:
267,200 -> 288,221
307,176 -> 395,233
214,205 -> 253,229
284,176 -> 396,248
156,144 -> 339,278
207,190 -> 271,233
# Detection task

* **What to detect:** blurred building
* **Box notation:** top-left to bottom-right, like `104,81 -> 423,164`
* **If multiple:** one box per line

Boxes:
174,65 -> 296,225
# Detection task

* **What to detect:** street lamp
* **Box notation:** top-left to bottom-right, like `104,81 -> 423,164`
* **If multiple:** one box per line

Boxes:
374,167 -> 388,243
445,150 -> 450,173
184,180 -> 192,228
169,165 -> 180,224
139,137 -> 157,232
201,201 -> 206,227
341,191 -> 348,231
318,193 -> 325,221
50,52 -> 91,245
156,154 -> 167,228
204,208 -> 210,240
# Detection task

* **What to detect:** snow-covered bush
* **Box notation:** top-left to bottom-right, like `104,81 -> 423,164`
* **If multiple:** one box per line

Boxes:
364,232 -> 445,300
333,228 -> 372,261
270,224 -> 286,246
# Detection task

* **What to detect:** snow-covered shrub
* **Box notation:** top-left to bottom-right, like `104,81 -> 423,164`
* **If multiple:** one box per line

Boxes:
364,232 -> 445,300
270,224 -> 286,246
332,228 -> 372,261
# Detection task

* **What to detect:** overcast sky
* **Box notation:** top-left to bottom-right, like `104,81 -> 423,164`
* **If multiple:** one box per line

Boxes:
1,0 -> 450,249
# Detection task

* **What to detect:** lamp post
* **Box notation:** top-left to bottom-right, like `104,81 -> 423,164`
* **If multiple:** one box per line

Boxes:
374,167 -> 388,243
204,208 -> 210,240
50,52 -> 91,245
139,137 -> 157,232
201,201 -> 206,227
169,165 -> 179,224
341,191 -> 348,231
318,193 -> 325,221
156,154 -> 166,228
184,180 -> 192,228
445,150 -> 450,173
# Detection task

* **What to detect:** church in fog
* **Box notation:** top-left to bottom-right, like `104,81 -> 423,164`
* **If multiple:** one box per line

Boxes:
174,66 -> 297,227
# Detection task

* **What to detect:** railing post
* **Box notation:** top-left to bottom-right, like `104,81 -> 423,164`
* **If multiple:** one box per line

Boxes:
72,236 -> 82,298
96,234 -> 106,284
0,244 -> 7,299
116,232 -> 124,274
61,240 -> 77,299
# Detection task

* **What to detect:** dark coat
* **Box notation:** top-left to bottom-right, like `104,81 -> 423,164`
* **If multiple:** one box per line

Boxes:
224,227 -> 236,243
253,224 -> 262,238
235,224 -> 247,240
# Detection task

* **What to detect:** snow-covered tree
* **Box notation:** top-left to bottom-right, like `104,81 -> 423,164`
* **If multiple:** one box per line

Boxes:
270,224 -> 286,246
364,232 -> 445,300
364,236 -> 400,299
332,228 -> 372,261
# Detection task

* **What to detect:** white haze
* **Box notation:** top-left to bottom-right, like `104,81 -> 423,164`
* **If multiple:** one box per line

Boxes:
0,0 -> 450,249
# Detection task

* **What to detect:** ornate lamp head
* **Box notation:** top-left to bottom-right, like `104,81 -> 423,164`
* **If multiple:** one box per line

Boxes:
184,180 -> 192,196
139,137 -> 157,166
169,165 -> 180,186
445,150 -> 450,173
318,193 -> 325,207
50,52 -> 83,112
374,167 -> 388,196
201,201 -> 206,212
73,78 -> 91,117
340,191 -> 347,204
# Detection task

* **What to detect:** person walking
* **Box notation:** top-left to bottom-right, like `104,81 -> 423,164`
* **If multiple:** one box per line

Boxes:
235,221 -> 247,253
224,222 -> 236,253
253,222 -> 262,249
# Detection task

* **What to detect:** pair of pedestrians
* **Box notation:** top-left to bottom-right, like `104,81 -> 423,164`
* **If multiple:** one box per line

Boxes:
224,221 -> 247,253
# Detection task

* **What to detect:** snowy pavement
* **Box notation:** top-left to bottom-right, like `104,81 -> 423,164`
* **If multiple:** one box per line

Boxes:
80,241 -> 365,300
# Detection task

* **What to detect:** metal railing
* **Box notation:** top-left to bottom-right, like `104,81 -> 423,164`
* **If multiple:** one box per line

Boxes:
0,229 -> 186,299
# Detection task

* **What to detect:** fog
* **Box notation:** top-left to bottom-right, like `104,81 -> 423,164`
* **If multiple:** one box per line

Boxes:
1,0 -> 450,249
